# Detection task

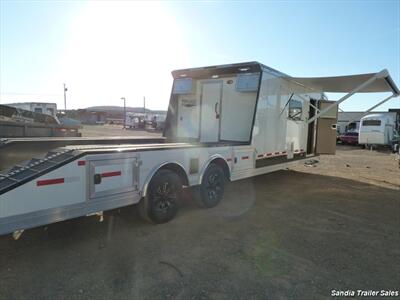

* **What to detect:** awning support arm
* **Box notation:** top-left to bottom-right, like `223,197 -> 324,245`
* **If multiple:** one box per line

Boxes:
309,102 -> 320,113
307,69 -> 389,124
344,94 -> 396,126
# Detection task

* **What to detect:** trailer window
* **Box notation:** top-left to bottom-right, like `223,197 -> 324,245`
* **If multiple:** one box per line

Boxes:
235,73 -> 260,92
288,99 -> 302,120
173,78 -> 193,94
362,120 -> 381,126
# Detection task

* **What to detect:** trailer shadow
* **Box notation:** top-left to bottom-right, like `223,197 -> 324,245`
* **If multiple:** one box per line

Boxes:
0,170 -> 399,299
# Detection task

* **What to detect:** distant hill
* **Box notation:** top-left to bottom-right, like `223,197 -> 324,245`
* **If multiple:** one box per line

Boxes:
85,106 -> 166,114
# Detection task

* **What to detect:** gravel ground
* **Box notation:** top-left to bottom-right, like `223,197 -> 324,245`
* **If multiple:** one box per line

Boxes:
0,145 -> 399,299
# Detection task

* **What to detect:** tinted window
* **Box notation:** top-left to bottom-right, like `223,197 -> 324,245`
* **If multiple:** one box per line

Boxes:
362,120 -> 381,126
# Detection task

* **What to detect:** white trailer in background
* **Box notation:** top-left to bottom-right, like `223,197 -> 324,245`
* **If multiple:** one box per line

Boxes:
0,61 -> 398,237
4,102 -> 58,117
359,113 -> 397,146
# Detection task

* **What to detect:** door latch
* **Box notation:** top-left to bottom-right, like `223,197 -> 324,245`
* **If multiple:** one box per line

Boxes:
94,174 -> 102,185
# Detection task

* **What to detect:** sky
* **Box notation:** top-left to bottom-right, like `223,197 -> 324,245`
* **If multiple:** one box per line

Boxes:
0,0 -> 399,111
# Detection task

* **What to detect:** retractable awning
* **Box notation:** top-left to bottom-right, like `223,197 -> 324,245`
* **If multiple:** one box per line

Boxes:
288,69 -> 400,124
290,69 -> 399,95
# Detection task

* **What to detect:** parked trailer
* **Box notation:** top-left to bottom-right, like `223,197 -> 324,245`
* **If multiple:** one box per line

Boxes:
0,61 -> 398,237
4,102 -> 58,117
358,113 -> 396,147
0,104 -> 81,138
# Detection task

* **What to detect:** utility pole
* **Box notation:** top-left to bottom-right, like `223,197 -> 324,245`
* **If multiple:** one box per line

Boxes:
121,97 -> 126,129
63,83 -> 68,112
143,96 -> 146,115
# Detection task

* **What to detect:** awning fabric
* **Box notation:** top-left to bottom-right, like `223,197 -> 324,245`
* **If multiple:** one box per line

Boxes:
289,72 -> 399,95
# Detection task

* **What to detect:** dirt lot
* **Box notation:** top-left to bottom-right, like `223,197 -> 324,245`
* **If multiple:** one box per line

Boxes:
290,145 -> 400,189
80,124 -> 162,137
0,146 -> 399,299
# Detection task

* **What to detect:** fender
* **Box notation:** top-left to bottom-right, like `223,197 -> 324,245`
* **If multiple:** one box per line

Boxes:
198,154 -> 231,185
141,161 -> 188,198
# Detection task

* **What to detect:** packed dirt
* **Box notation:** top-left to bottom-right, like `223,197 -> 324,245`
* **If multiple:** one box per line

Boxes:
291,145 -> 400,190
0,145 -> 399,299
80,124 -> 161,137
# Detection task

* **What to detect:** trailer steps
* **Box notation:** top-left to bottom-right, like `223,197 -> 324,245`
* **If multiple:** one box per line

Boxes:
0,149 -> 76,194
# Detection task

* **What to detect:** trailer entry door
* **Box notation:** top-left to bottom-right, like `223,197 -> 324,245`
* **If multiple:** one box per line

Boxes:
200,81 -> 222,142
177,98 -> 199,138
315,100 -> 338,154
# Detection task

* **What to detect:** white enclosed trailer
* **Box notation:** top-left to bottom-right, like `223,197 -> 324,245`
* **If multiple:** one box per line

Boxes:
4,102 -> 58,117
358,113 -> 397,146
0,62 -> 398,236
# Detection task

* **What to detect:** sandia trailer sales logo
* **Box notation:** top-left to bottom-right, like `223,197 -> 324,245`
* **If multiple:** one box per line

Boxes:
331,290 -> 399,297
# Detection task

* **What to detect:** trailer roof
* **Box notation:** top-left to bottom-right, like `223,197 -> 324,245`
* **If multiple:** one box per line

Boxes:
172,62 -> 399,96
171,61 -> 287,78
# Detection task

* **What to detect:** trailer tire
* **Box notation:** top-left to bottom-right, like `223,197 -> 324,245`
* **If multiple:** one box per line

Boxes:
139,169 -> 182,224
193,163 -> 225,208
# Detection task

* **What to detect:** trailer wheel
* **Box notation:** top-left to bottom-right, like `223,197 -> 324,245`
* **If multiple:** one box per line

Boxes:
139,170 -> 182,224
193,163 -> 225,208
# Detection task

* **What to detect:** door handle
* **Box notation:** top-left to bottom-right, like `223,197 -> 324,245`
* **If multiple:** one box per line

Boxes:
215,102 -> 220,119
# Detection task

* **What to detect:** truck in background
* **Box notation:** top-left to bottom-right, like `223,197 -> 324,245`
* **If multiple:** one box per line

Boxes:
125,112 -> 146,129
125,113 -> 167,131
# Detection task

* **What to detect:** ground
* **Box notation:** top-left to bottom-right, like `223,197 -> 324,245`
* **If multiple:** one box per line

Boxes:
0,144 -> 399,300
79,124 -> 161,137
